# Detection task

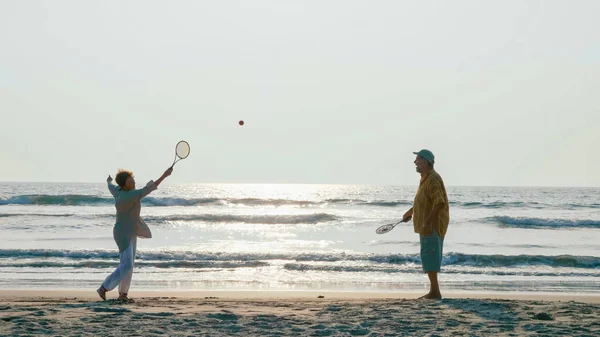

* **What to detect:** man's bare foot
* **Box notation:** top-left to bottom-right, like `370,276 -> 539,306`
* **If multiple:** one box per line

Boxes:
418,292 -> 442,300
96,286 -> 107,301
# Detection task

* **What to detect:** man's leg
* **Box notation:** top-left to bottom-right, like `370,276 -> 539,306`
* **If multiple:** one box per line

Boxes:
418,232 -> 443,300
424,271 -> 441,299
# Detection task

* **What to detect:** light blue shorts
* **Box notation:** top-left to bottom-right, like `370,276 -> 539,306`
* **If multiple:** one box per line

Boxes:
419,231 -> 444,272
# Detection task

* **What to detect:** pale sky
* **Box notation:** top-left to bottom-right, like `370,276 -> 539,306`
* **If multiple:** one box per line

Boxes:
1,1 -> 598,186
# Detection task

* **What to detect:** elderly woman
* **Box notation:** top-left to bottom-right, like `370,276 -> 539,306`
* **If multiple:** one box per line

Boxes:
97,167 -> 173,301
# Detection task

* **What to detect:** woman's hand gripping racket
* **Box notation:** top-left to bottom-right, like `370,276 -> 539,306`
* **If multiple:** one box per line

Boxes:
375,216 -> 412,234
171,141 -> 190,168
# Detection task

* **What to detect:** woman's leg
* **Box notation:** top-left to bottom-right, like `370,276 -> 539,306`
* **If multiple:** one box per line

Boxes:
118,237 -> 137,296
98,238 -> 135,298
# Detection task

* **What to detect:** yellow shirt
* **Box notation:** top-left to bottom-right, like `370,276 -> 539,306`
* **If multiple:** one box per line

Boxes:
413,170 -> 450,237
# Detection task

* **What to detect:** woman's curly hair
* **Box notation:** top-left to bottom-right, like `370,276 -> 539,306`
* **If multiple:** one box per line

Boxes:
115,170 -> 134,188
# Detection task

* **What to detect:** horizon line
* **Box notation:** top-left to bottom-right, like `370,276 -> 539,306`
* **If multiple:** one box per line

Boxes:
0,181 -> 598,189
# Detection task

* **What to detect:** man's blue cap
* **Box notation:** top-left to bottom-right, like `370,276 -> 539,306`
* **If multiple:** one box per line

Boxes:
413,149 -> 435,164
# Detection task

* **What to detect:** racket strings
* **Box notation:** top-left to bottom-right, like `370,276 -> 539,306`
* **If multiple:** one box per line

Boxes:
171,141 -> 190,167
176,141 -> 190,159
376,225 -> 395,234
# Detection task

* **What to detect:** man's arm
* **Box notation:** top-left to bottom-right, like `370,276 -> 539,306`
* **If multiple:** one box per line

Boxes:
403,207 -> 414,221
423,203 -> 444,235
423,179 -> 446,235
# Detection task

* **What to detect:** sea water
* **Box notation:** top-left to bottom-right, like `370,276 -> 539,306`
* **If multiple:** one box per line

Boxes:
1,183 -> 599,293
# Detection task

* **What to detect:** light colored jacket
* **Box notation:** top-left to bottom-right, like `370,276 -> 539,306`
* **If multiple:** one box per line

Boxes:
107,180 -> 157,252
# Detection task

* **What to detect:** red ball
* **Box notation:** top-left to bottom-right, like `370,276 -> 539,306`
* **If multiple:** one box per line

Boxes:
239,120 -> 244,126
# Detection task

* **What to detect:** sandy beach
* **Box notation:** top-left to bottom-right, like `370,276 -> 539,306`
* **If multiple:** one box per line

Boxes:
1,291 -> 599,336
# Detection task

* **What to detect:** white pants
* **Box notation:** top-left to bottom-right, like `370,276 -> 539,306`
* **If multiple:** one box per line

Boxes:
102,236 -> 137,294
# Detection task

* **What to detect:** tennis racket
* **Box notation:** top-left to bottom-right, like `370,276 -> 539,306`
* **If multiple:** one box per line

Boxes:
171,140 -> 190,168
375,217 -> 411,234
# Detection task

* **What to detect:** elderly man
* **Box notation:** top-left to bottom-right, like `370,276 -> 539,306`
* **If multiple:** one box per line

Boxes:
402,149 -> 449,300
